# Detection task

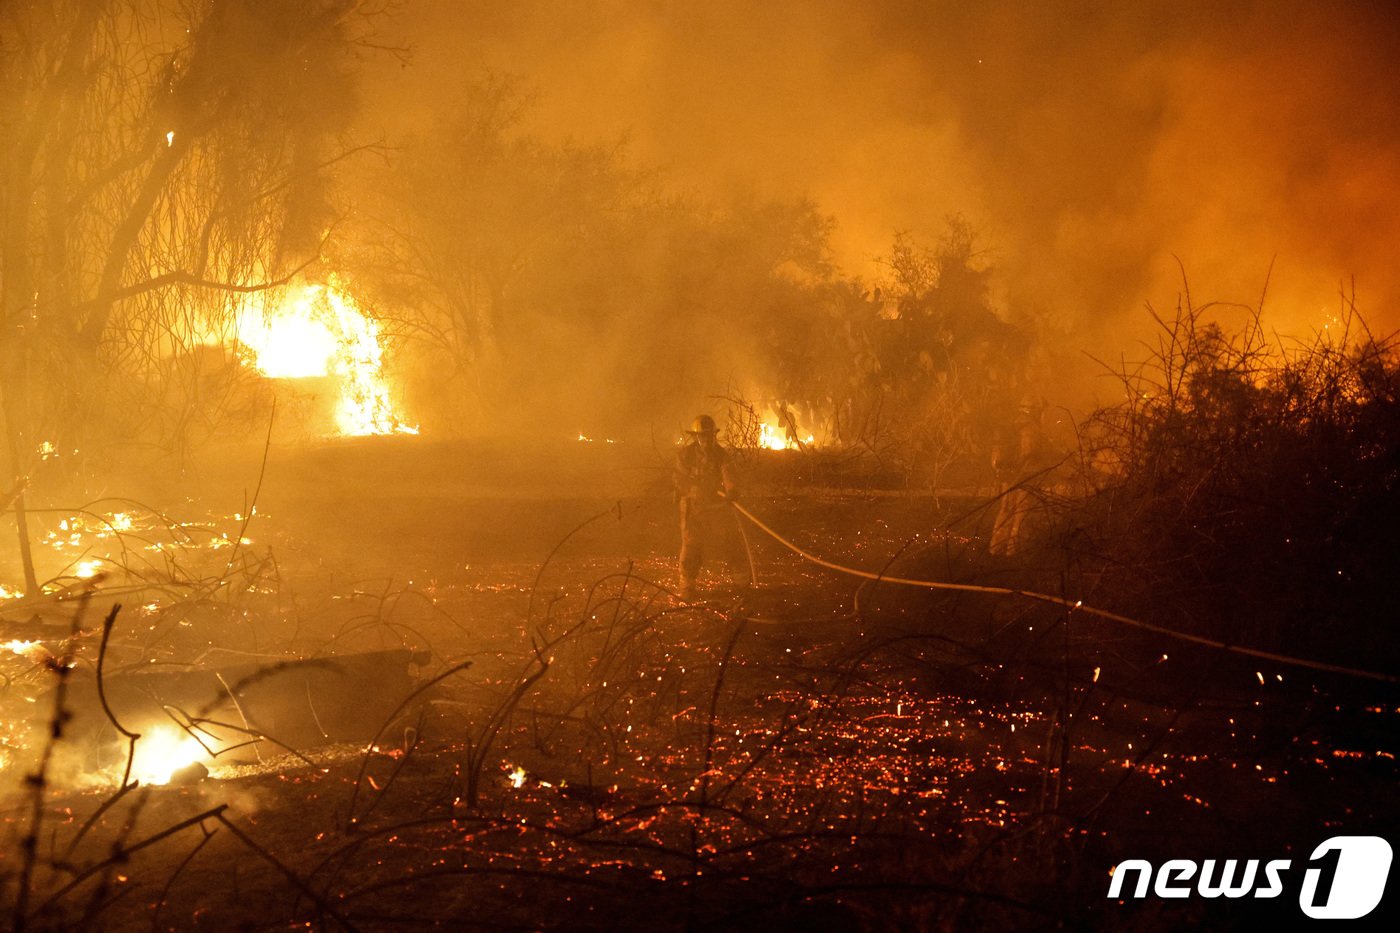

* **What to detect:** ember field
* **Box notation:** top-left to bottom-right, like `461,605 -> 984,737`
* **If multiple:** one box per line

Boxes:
2,439 -> 1396,931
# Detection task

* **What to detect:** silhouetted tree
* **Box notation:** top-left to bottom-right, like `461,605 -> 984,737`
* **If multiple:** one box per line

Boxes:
0,0 -> 379,588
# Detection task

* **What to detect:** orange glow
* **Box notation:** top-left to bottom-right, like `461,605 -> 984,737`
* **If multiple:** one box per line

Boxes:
131,727 -> 206,786
235,280 -> 418,436
757,423 -> 795,450
2,639 -> 44,660
757,411 -> 815,451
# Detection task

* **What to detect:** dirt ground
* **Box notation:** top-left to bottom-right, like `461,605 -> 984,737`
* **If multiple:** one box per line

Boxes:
1,437 -> 1397,930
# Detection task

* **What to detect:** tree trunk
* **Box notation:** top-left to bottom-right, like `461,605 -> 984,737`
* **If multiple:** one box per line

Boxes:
0,382 -> 39,595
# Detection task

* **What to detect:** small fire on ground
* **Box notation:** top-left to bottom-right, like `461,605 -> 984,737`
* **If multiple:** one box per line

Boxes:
234,280 -> 418,437
757,405 -> 816,450
759,421 -> 814,451
129,727 -> 208,786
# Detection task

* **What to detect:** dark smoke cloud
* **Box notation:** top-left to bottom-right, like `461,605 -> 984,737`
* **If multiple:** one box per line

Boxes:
372,0 -> 1400,342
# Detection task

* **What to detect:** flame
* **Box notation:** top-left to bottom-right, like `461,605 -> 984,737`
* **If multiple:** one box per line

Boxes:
758,421 -> 815,451
2,639 -> 46,660
74,559 -> 102,579
235,280 -> 418,436
758,423 -> 792,450
131,727 -> 205,786
0,583 -> 21,600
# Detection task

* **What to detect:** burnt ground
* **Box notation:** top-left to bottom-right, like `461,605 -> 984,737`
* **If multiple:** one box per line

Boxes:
1,437 -> 1398,930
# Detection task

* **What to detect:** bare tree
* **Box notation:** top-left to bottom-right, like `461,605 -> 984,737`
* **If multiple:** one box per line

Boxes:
0,0 -> 384,588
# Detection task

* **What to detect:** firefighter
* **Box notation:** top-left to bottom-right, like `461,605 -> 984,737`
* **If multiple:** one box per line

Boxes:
675,414 -> 745,599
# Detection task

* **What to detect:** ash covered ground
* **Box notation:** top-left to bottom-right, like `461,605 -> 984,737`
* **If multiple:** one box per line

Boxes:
1,438 -> 1396,931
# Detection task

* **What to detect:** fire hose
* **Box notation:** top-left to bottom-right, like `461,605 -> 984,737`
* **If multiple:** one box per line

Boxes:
727,500 -> 1397,685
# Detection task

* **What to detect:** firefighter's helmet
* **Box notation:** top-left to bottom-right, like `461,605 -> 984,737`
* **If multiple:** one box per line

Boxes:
689,414 -> 717,435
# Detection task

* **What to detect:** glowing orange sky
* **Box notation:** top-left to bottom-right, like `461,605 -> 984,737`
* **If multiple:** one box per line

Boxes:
368,0 -> 1400,337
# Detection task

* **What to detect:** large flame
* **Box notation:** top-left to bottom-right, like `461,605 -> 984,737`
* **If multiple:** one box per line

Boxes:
236,281 -> 417,436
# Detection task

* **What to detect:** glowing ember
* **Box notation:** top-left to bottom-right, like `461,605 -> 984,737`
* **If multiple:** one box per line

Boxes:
74,559 -> 102,579
0,583 -> 21,600
235,280 -> 418,436
2,639 -> 45,660
131,727 -> 205,786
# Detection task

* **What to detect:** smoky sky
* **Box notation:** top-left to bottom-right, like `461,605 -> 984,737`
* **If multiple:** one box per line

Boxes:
369,0 -> 1400,341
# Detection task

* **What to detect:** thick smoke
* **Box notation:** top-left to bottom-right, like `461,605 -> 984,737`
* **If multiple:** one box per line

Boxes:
376,0 -> 1400,335
340,0 -> 1400,443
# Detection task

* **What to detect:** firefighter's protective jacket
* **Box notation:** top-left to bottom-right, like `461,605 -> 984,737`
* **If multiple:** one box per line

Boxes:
675,441 -> 737,506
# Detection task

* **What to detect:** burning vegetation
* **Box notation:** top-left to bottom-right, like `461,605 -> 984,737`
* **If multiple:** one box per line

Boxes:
2,1 -> 1399,931
228,280 -> 417,437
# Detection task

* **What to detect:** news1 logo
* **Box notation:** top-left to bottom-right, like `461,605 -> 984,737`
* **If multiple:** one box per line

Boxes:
1108,836 -> 1393,919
